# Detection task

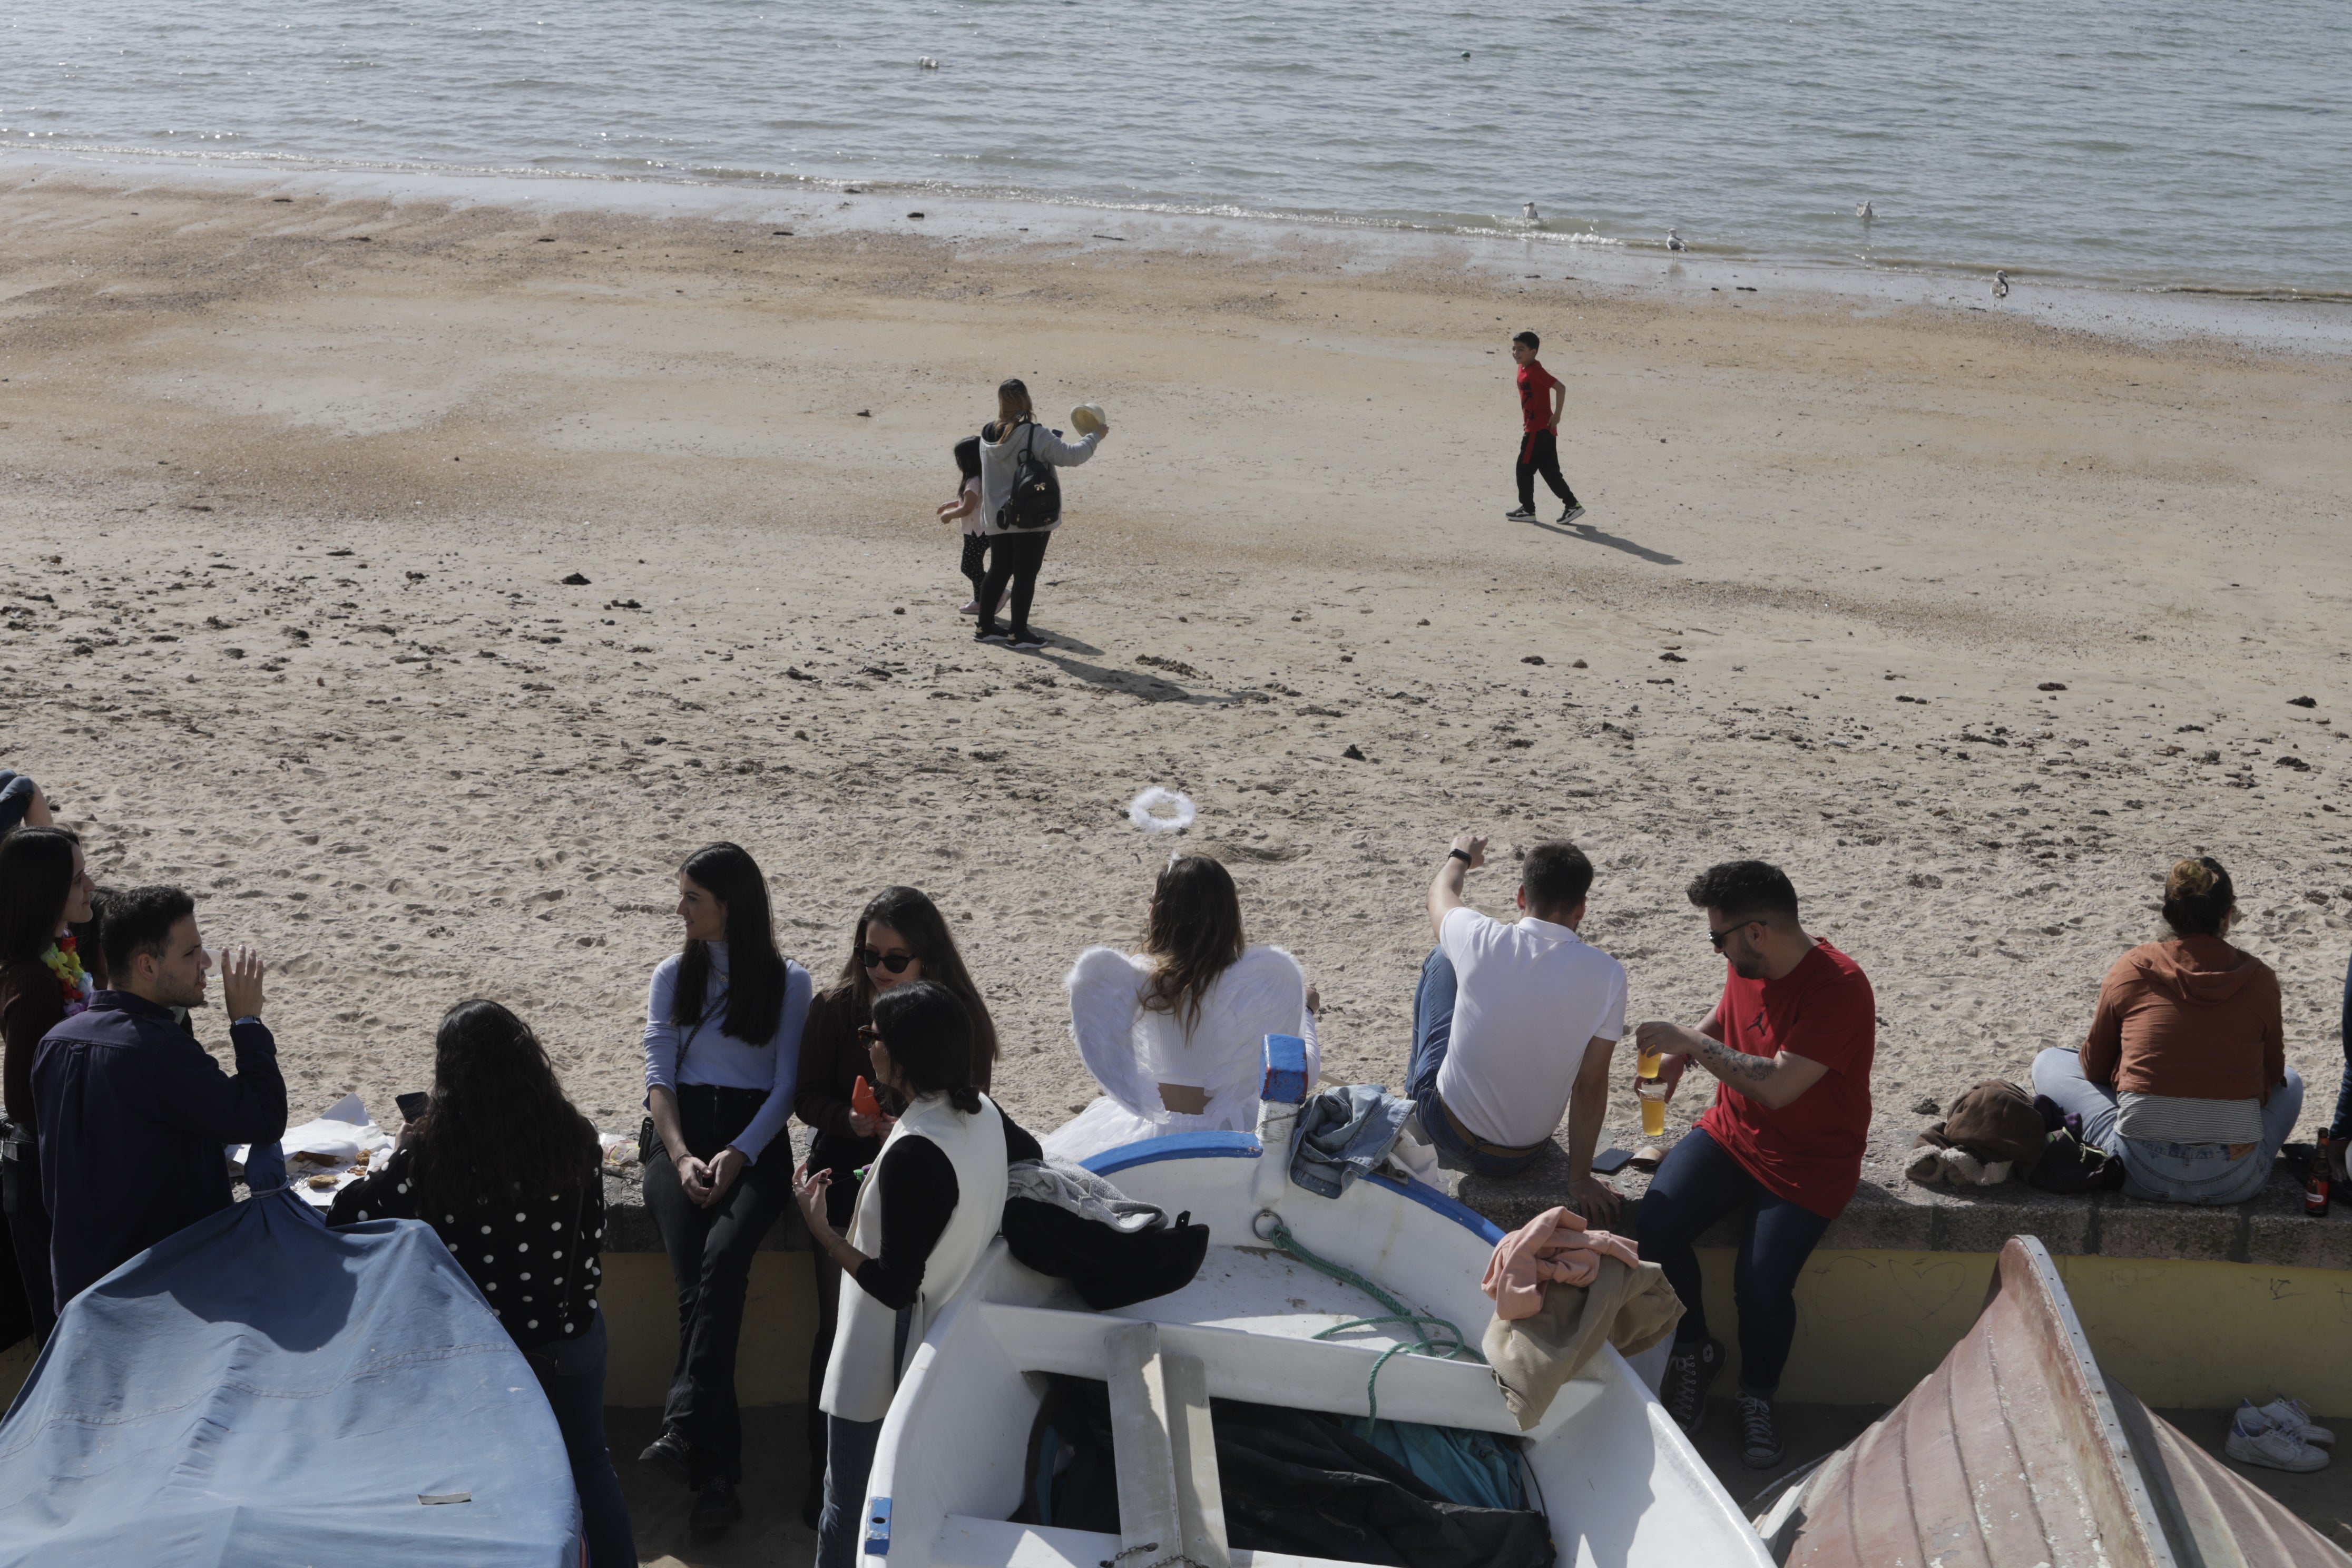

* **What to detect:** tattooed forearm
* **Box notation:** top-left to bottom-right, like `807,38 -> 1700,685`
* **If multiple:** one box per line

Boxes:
1694,1037 -> 1777,1086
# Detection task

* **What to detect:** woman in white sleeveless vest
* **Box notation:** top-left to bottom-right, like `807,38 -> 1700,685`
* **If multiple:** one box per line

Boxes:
792,979 -> 1020,1568
1044,854 -> 1321,1162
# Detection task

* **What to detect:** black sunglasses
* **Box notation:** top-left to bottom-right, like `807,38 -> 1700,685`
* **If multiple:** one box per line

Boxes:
857,1023 -> 882,1044
1708,924 -> 1746,950
857,946 -> 916,974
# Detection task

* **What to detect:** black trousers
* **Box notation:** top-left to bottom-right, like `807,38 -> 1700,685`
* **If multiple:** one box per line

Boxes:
1516,430 -> 1578,509
0,1122 -> 52,1347
957,533 -> 991,593
642,1085 -> 791,1485
977,529 -> 1051,634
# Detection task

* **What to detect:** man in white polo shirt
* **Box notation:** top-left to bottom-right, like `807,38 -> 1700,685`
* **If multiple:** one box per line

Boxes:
1406,831 -> 1627,1217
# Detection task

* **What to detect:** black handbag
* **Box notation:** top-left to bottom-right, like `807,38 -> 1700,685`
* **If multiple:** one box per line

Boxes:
994,423 -> 1061,530
638,996 -> 721,1165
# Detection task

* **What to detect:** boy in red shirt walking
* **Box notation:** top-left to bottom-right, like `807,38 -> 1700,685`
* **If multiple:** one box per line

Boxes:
1632,860 -> 1875,1472
1505,331 -> 1583,525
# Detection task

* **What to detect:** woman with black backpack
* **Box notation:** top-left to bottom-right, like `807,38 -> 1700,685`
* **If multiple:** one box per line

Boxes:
975,377 -> 1106,649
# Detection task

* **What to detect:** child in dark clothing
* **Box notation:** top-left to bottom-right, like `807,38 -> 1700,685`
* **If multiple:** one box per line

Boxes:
937,435 -> 987,615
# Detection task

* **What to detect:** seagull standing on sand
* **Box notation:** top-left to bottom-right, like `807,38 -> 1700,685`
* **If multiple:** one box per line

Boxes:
1856,200 -> 1874,220
1666,228 -> 1686,252
1523,201 -> 1540,223
1993,269 -> 2010,298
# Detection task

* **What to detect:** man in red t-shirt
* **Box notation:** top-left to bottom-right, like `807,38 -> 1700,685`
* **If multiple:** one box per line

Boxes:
1505,331 -> 1583,525
1631,860 -> 1874,1471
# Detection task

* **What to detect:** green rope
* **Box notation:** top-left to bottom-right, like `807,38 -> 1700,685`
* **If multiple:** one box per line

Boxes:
1255,1211 -> 1484,1428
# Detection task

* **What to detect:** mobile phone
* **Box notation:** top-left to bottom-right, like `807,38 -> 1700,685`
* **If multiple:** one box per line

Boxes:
1592,1147 -> 1635,1175
396,1092 -> 429,1123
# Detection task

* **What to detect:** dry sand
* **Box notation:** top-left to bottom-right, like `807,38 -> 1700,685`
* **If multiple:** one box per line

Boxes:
3,168 -> 2349,1187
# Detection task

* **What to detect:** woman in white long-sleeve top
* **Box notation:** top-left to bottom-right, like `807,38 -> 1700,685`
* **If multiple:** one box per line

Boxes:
636,840 -> 811,1542
972,376 -> 1106,649
1044,854 -> 1320,1163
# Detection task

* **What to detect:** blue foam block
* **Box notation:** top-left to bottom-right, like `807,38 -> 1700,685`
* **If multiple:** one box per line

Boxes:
1261,1033 -> 1310,1106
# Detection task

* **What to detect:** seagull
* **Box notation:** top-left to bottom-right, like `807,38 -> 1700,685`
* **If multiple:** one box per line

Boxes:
1993,269 -> 2010,298
1856,200 -> 1874,220
1666,228 -> 1686,252
1522,201 -> 1540,223
917,56 -> 938,69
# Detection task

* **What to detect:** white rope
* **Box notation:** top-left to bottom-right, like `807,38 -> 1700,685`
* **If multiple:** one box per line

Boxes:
1126,787 -> 1196,836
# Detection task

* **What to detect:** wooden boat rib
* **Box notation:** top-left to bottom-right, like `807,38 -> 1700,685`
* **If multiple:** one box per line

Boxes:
1756,1235 -> 2350,1568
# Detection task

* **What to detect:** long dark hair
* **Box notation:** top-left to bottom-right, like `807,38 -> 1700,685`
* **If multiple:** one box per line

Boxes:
832,886 -> 999,1066
407,999 -> 599,1215
672,841 -> 788,1044
871,981 -> 982,1114
0,827 -> 81,968
1140,855 -> 1247,1036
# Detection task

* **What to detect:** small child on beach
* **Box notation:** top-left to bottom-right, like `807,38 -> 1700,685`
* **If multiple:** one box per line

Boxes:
937,434 -> 987,614
1505,330 -> 1584,526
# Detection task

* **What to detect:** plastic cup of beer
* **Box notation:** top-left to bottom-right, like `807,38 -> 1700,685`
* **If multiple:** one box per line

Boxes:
1636,1046 -> 1667,1138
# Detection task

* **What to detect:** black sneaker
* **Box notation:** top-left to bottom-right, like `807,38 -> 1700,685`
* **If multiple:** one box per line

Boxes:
690,1475 -> 743,1542
638,1427 -> 694,1486
1503,505 -> 1536,520
1660,1337 -> 1723,1435
974,625 -> 1010,644
1009,628 -> 1047,649
1559,503 -> 1586,525
1738,1390 -> 1785,1469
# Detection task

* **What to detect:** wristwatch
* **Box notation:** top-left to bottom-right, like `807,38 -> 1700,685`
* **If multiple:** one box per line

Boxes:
1447,848 -> 1474,865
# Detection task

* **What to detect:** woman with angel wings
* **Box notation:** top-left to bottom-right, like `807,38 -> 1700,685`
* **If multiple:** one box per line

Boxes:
1044,854 -> 1320,1162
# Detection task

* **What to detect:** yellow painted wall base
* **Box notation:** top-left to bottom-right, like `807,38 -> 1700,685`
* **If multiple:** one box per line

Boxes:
1700,1246 -> 2352,1412
599,1250 -> 819,1408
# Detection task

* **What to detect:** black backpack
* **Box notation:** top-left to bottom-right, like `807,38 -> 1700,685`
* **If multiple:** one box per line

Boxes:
995,422 -> 1061,531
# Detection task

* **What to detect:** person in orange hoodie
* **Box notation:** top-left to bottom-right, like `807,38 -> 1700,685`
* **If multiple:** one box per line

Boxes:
2033,856 -> 2302,1204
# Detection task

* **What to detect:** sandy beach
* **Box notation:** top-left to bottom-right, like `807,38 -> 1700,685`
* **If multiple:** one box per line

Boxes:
3,163 -> 2348,1184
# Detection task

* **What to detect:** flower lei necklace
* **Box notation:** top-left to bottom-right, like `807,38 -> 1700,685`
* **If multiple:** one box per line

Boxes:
41,934 -> 93,1018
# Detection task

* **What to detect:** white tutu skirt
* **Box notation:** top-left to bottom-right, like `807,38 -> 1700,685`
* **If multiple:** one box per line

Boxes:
1040,1095 -> 1254,1165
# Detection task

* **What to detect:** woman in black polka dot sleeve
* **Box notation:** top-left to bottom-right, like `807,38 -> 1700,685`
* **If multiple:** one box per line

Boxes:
331,999 -> 633,1568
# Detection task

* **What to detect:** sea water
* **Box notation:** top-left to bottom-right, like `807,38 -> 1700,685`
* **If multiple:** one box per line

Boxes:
4,0 -> 2347,297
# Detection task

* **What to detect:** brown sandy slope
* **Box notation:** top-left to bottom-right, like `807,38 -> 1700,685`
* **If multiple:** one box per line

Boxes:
2,173 -> 2348,1181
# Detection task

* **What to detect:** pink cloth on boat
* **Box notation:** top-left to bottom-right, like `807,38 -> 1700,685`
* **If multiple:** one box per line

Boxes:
1480,1206 -> 1643,1321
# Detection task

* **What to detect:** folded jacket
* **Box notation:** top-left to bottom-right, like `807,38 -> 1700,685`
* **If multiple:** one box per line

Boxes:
1479,1204 -> 1642,1321
1912,1078 -> 2046,1168
1483,1255 -> 1684,1430
1289,1083 -> 1413,1199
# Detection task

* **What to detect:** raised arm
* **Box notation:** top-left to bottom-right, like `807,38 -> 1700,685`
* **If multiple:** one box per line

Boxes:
1633,1014 -> 1829,1112
1427,831 -> 1486,939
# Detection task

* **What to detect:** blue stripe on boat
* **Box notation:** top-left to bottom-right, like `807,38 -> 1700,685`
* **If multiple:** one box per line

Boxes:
1080,1131 -> 1260,1175
1079,1134 -> 1506,1246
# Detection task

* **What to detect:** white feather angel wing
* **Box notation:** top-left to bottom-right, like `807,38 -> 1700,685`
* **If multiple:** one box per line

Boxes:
1063,946 -> 1158,1119
1193,945 -> 1314,1129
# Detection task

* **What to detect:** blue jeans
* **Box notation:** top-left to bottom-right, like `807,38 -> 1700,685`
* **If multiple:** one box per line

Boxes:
1407,948 -> 1546,1178
817,1413 -> 885,1568
1634,1128 -> 1833,1398
2330,951 -> 2352,1142
2031,1047 -> 2303,1205
525,1311 -> 636,1568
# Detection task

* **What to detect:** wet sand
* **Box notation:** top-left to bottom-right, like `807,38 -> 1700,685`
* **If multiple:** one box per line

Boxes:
2,166 -> 2348,1182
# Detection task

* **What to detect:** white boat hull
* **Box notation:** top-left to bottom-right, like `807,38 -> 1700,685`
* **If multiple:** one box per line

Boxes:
859,1131 -> 1772,1567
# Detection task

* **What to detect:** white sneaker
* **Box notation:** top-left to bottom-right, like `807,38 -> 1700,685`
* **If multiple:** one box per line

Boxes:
2248,1396 -> 2335,1446
958,600 -> 981,616
2227,1417 -> 2330,1473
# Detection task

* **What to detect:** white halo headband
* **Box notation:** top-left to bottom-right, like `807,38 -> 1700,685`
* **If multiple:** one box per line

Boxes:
1126,787 -> 1197,836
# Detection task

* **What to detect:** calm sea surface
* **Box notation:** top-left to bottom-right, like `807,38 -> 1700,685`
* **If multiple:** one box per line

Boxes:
5,0 -> 2348,295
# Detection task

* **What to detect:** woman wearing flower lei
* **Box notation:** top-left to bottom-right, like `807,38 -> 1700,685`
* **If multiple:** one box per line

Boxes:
0,826 -> 99,1343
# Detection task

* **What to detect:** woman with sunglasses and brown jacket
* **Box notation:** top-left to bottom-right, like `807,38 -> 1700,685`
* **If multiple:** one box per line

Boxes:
790,885 -> 997,1523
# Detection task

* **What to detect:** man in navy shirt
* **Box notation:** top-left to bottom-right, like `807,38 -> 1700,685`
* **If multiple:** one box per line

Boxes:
32,885 -> 286,1311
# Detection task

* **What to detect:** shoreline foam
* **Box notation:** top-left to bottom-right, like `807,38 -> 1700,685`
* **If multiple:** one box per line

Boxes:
10,148 -> 2350,358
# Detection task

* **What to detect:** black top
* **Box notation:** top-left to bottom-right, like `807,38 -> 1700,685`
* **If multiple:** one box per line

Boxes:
31,991 -> 287,1311
852,1110 -> 1040,1311
330,1145 -> 604,1350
